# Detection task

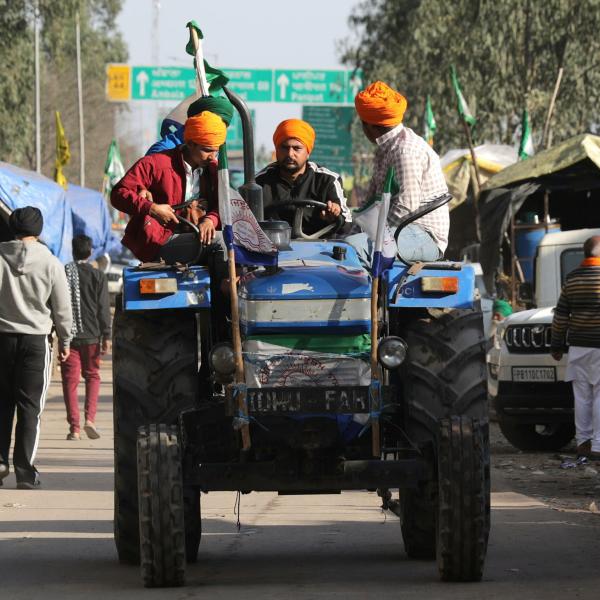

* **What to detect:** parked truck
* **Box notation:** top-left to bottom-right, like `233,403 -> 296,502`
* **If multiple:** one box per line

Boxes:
488,228 -> 600,451
112,88 -> 490,588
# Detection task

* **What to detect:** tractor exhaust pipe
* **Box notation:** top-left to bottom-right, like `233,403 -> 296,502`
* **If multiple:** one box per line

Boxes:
222,86 -> 264,221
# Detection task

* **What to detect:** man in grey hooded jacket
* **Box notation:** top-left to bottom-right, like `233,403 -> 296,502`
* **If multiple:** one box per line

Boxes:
0,207 -> 72,489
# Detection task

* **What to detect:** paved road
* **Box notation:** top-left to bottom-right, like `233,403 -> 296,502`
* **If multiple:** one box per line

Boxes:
1,356 -> 599,599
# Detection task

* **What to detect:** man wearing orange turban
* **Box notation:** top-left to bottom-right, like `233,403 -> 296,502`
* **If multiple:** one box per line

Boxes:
348,81 -> 450,264
255,119 -> 350,237
112,110 -> 228,262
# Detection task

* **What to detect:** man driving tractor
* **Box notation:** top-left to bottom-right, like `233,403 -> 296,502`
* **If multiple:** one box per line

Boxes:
255,119 -> 351,236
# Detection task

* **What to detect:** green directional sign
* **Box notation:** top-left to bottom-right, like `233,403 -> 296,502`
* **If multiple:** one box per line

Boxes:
302,105 -> 354,176
223,69 -> 272,102
114,65 -> 363,104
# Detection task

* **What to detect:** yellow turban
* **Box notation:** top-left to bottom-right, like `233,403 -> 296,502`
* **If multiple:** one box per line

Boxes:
355,81 -> 407,127
183,111 -> 227,147
273,119 -> 316,153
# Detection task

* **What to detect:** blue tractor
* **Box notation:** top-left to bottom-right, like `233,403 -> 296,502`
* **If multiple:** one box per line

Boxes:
112,89 -> 490,588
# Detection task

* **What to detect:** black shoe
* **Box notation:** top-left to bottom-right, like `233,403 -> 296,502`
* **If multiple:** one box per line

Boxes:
16,478 -> 41,490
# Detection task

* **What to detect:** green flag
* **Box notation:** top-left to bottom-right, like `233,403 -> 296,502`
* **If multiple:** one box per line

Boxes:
102,139 -> 125,201
185,20 -> 229,93
450,66 -> 476,126
518,109 -> 535,160
423,95 -> 437,146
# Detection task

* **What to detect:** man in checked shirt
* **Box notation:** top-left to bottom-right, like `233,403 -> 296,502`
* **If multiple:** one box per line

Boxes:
347,81 -> 450,264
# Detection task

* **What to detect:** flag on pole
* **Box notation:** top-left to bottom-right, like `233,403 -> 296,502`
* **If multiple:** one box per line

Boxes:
185,20 -> 229,94
518,109 -> 535,160
101,139 -> 125,200
353,167 -> 397,276
54,111 -> 70,189
450,66 -> 476,127
218,145 -> 278,266
423,95 -> 437,146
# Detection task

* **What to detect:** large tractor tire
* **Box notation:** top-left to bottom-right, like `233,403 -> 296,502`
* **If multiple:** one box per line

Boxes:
437,416 -> 490,582
498,421 -> 574,452
397,306 -> 487,561
138,425 -> 186,587
113,305 -> 199,565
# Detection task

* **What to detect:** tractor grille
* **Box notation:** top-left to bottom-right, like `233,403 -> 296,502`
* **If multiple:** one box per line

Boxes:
505,324 -> 552,354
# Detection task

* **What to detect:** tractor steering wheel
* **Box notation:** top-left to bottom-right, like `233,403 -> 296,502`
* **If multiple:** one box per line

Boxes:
264,199 -> 345,240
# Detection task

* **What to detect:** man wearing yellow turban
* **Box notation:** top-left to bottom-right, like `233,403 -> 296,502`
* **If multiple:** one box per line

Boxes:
255,119 -> 350,237
112,110 -> 228,262
349,81 -> 449,263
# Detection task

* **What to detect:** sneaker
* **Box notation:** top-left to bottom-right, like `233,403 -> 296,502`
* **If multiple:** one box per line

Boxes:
0,463 -> 9,481
577,439 -> 592,458
16,478 -> 41,490
84,421 -> 100,440
66,432 -> 80,441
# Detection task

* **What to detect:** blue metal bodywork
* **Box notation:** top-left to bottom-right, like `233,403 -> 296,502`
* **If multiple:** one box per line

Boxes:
121,240 -> 475,311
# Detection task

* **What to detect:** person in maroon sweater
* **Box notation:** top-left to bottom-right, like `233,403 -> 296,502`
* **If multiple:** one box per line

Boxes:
111,111 -> 227,263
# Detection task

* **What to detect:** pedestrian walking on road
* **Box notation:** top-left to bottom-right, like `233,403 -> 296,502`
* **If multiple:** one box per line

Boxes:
551,235 -> 600,460
0,207 -> 72,489
61,235 -> 111,441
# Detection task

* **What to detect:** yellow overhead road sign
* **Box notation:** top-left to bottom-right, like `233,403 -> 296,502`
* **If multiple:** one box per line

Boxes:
106,64 -> 131,102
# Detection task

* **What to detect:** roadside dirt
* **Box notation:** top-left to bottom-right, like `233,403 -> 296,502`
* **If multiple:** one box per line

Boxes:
490,422 -> 600,514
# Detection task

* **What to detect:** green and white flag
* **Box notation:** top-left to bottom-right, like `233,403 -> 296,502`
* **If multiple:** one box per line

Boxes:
518,109 -> 535,160
450,66 -> 476,126
101,139 -> 124,200
423,95 -> 437,146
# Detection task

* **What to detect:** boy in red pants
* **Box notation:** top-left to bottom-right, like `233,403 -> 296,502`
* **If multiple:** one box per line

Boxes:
61,235 -> 111,440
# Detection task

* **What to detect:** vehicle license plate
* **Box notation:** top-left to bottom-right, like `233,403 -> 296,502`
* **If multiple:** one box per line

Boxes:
511,367 -> 556,382
245,386 -> 372,413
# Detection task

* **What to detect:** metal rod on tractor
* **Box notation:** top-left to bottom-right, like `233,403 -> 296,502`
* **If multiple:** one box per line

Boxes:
187,23 -> 251,451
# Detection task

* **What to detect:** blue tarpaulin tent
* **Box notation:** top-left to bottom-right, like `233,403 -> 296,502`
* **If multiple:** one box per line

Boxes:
65,184 -> 114,261
0,161 -> 73,263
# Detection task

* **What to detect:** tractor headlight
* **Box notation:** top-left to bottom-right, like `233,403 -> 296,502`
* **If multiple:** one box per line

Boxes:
209,343 -> 236,382
377,336 -> 408,370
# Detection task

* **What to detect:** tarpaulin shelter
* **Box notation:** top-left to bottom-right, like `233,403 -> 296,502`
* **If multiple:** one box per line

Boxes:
440,144 -> 518,259
0,161 -> 73,263
65,184 -> 114,261
478,134 -> 600,291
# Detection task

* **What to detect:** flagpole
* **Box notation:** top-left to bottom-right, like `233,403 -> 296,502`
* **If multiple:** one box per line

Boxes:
34,0 -> 41,174
370,277 -> 381,457
75,10 -> 85,186
541,67 -> 563,150
187,25 -> 251,450
461,120 -> 482,242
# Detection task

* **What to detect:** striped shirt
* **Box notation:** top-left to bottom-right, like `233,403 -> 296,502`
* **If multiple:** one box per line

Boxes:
551,263 -> 600,350
364,123 -> 449,252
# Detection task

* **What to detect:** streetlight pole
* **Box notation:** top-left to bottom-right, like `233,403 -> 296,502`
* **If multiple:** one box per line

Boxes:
75,10 -> 85,186
34,0 -> 41,173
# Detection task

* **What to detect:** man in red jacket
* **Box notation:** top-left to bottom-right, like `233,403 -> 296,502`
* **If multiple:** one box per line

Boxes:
111,111 -> 227,263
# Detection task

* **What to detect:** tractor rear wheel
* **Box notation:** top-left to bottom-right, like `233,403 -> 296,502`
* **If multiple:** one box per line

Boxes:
396,305 -> 487,562
138,424 -> 186,587
113,305 -> 199,565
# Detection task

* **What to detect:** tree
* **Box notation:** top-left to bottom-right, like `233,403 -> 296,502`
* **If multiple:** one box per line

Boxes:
340,0 -> 600,153
0,0 -> 127,189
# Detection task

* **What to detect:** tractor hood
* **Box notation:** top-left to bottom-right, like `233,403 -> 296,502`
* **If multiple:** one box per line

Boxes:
239,241 -> 372,335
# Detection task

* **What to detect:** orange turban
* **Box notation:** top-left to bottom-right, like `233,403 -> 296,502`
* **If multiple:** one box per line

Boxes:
273,119 -> 316,153
183,111 -> 227,147
355,81 -> 408,127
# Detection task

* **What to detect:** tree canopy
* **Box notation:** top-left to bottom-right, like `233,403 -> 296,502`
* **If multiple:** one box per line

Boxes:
0,0 -> 127,189
340,0 -> 600,153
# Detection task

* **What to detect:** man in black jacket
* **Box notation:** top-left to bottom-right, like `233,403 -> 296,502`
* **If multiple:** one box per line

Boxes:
60,235 -> 111,440
255,119 -> 350,236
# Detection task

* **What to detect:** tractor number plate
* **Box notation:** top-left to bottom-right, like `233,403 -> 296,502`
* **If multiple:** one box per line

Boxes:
245,386 -> 373,413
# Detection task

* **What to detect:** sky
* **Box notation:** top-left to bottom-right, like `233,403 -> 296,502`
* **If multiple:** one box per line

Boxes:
116,0 -> 360,157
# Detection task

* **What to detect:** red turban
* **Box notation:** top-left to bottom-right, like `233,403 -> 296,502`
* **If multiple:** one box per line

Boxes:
355,81 -> 408,127
273,119 -> 316,153
183,111 -> 227,147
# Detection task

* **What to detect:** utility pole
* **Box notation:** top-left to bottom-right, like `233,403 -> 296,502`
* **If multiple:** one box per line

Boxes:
34,0 -> 41,174
76,10 -> 85,186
